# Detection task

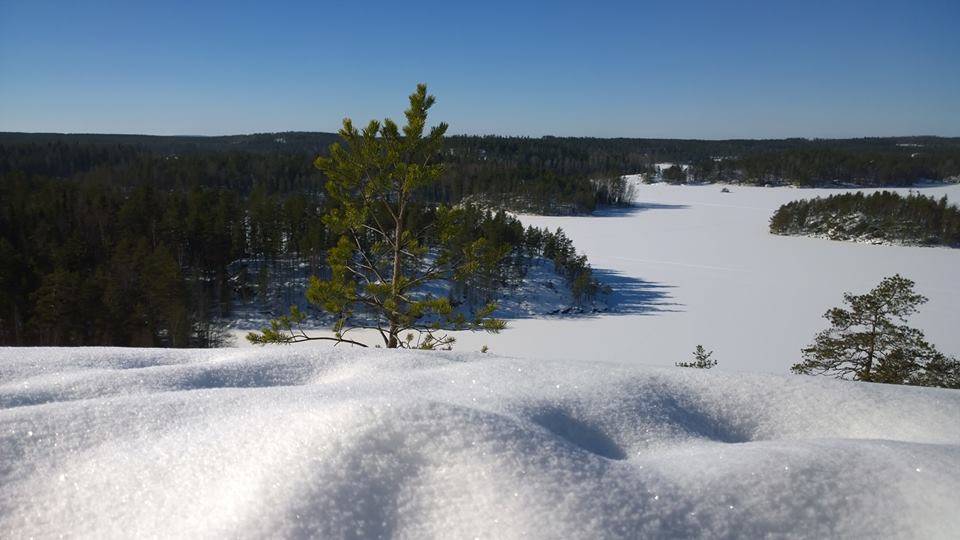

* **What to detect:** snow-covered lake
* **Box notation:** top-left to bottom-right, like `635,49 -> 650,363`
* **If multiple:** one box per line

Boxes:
449,182 -> 960,373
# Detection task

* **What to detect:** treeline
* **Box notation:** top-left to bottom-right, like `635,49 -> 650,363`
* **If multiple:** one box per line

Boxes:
7,133 -> 957,214
428,136 -> 648,213
0,172 -> 332,346
0,140 -> 326,194
0,137 -> 636,215
445,136 -> 960,192
770,191 -> 960,247
687,145 -> 960,187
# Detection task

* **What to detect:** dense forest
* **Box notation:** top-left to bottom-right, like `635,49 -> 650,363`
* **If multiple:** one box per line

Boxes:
769,191 -> 960,247
0,139 -> 601,346
3,132 -> 959,212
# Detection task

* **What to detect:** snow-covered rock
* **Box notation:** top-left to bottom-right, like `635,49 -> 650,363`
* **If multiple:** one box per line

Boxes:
1,347 -> 957,538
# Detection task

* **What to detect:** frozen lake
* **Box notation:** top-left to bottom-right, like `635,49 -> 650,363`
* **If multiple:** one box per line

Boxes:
235,182 -> 960,375
449,182 -> 960,373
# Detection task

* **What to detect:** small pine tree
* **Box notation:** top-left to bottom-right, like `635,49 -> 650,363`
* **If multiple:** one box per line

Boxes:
247,85 -> 506,349
677,345 -> 717,368
792,274 -> 959,388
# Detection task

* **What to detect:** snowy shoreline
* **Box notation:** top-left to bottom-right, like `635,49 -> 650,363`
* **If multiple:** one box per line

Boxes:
772,229 -> 959,249
1,347 -> 958,537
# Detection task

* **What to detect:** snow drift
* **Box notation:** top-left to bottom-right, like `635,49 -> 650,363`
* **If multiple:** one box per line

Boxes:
1,347 -> 958,538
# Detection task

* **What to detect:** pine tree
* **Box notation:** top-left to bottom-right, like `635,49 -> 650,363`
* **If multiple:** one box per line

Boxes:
248,84 -> 506,349
792,274 -> 959,388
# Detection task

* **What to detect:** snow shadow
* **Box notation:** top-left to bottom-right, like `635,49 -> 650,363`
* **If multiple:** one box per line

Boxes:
531,409 -> 627,460
592,269 -> 682,316
590,202 -> 689,218
494,269 -> 681,320
648,393 -> 752,445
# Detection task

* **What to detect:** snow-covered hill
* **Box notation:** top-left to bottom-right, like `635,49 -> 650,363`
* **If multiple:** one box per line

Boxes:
2,347 -> 958,538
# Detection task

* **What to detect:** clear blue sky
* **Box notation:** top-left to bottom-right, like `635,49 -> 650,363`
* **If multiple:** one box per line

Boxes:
1,0 -> 958,138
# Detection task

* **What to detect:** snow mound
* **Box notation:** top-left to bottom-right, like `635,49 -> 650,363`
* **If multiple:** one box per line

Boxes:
1,347 -> 958,538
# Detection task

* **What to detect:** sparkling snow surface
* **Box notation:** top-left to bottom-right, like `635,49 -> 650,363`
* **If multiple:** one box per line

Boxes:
1,347 -> 959,538
443,182 -> 960,372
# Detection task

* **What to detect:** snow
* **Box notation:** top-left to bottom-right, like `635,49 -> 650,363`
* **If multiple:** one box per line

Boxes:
429,182 -> 960,372
654,162 -> 689,172
221,256 -> 605,332
2,347 -> 958,537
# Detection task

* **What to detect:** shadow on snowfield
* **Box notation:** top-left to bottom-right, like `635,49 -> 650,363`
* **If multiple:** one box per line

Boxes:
494,267 -> 681,320
591,269 -> 682,316
589,202 -> 690,218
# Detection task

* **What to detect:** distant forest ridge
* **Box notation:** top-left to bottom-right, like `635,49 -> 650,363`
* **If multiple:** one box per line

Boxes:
3,131 -> 959,157
3,132 -> 959,215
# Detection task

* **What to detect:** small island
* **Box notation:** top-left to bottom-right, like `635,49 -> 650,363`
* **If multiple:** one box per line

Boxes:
770,191 -> 960,247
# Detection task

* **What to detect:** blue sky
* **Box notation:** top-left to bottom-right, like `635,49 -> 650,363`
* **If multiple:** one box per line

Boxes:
1,0 -> 958,138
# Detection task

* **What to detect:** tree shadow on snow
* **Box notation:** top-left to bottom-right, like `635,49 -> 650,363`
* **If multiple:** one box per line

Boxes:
592,269 -> 682,316
495,268 -> 682,320
589,202 -> 689,218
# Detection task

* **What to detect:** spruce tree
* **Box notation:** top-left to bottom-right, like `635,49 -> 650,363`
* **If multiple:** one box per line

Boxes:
248,84 -> 506,349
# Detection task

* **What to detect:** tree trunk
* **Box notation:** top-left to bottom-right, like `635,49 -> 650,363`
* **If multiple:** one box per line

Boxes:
862,313 -> 880,381
387,202 -> 405,348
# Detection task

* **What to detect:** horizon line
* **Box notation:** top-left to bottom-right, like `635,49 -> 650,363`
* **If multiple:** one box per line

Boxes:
2,130 -> 958,142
